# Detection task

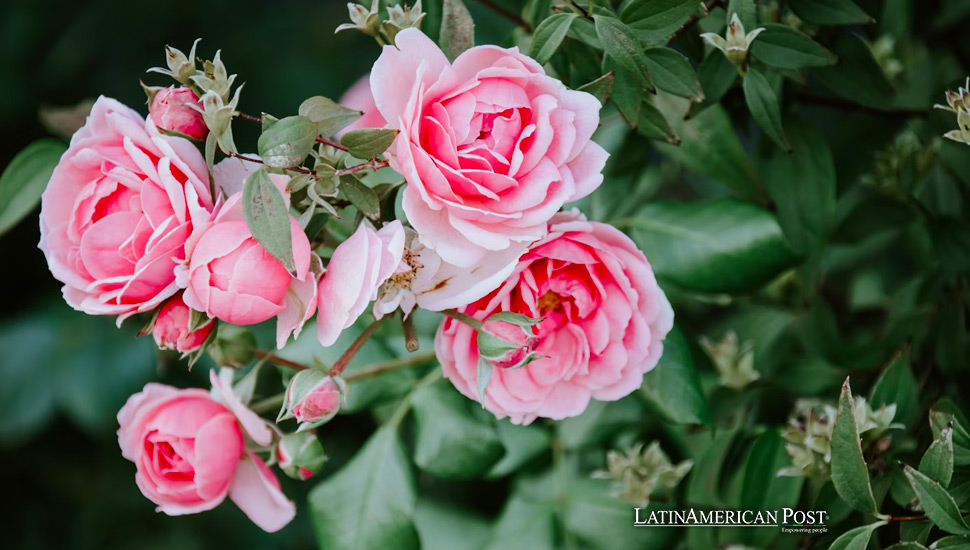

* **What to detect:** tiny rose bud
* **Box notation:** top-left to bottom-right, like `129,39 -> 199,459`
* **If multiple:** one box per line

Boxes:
278,369 -> 345,431
150,86 -> 208,140
208,323 -> 256,368
477,312 -> 541,369
152,294 -> 214,353
276,431 -> 327,480
700,13 -> 765,71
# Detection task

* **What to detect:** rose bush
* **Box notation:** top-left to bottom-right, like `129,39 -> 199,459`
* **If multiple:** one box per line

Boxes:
437,211 -> 673,424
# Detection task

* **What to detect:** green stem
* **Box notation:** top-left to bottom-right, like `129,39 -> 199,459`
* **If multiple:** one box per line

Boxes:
441,308 -> 484,331
343,351 -> 437,382
387,369 -> 442,429
253,349 -> 311,371
251,393 -> 285,414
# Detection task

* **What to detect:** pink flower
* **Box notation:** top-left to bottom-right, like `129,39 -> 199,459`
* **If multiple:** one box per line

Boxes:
117,370 -> 295,532
370,29 -> 608,268
39,96 -> 213,322
436,211 -> 674,425
152,293 -> 213,353
150,87 -> 208,140
479,315 -> 539,369
178,170 -> 313,328
279,369 -> 344,430
338,75 -> 387,135
316,221 -> 404,346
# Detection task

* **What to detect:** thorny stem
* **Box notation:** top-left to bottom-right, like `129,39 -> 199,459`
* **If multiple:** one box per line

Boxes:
329,317 -> 386,378
472,0 -> 531,31
235,110 -> 351,151
668,0 -> 725,43
335,158 -> 389,177
441,308 -> 484,331
254,349 -> 310,371
343,351 -> 437,382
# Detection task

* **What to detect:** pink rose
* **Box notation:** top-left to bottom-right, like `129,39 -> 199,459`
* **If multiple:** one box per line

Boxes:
152,293 -> 214,352
316,221 -> 404,346
179,174 -> 313,328
150,87 -> 208,140
117,370 -> 295,532
39,96 -> 213,321
479,315 -> 539,369
436,211 -> 674,425
279,369 -> 344,429
370,29 -> 609,267
338,75 -> 387,135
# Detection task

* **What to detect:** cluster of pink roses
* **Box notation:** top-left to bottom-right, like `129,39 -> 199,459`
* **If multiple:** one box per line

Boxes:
38,29 -> 672,530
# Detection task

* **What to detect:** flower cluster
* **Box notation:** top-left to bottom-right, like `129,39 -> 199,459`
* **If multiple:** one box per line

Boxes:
36,26 -> 671,530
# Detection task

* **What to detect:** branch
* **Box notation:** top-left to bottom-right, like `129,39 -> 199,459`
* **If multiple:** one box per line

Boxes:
668,0 -> 724,43
226,151 -> 318,176
343,351 -> 437,382
316,135 -> 349,152
402,314 -> 420,352
329,317 -> 386,378
253,349 -> 311,371
472,0 -> 531,31
335,158 -> 389,177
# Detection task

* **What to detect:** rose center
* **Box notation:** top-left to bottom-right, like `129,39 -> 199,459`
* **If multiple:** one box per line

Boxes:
537,290 -> 563,314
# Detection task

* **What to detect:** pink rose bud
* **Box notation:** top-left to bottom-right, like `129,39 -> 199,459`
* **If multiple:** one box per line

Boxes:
477,313 -> 541,369
152,293 -> 214,353
278,369 -> 344,431
276,431 -> 327,480
150,86 -> 208,140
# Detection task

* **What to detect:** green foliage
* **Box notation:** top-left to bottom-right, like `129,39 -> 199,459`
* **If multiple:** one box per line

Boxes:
831,379 -> 880,514
0,139 -> 66,237
242,168 -> 296,273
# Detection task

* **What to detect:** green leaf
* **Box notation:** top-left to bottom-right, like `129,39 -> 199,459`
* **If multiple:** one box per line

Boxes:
530,13 -> 577,65
763,118 -> 836,253
309,426 -> 419,550
829,522 -> 886,550
340,128 -> 398,159
869,354 -> 919,429
578,72 -> 615,104
685,427 -> 738,507
739,430 -> 804,547
743,67 -> 790,151
750,24 -> 837,69
789,0 -> 873,25
831,378 -> 879,514
414,500 -> 490,550
557,398 -> 643,450
620,0 -> 700,45
565,479 -> 680,549
482,496 -> 555,550
487,420 -> 551,478
931,537 -> 970,549
930,401 -> 970,466
637,99 -> 679,144
814,34 -> 893,109
694,52 -> 737,110
0,139 -> 66,237
655,104 -> 763,200
595,15 -> 650,92
885,542 -> 928,550
900,519 -> 933,545
440,0 -> 475,61
340,176 -> 380,219
299,96 -> 361,138
644,47 -> 703,101
412,379 -> 505,478
475,356 -> 493,405
920,425 -> 955,488
639,326 -> 711,425
242,168 -> 296,273
629,200 -> 797,294
904,465 -> 970,535
256,115 -> 317,168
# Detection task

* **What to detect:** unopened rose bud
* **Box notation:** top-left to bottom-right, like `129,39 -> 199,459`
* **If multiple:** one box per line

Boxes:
278,369 -> 345,431
152,294 -> 214,353
276,431 -> 327,480
208,323 -> 256,368
150,87 -> 208,140
477,312 -> 542,369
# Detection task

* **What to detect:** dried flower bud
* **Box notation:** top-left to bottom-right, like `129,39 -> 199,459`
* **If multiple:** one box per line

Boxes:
699,331 -> 759,390
382,0 -> 426,43
148,39 -> 200,85
278,369 -> 345,432
336,1 -> 381,37
276,431 -> 327,480
190,50 -> 237,101
150,87 -> 208,140
593,442 -> 692,508
700,13 -> 765,70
